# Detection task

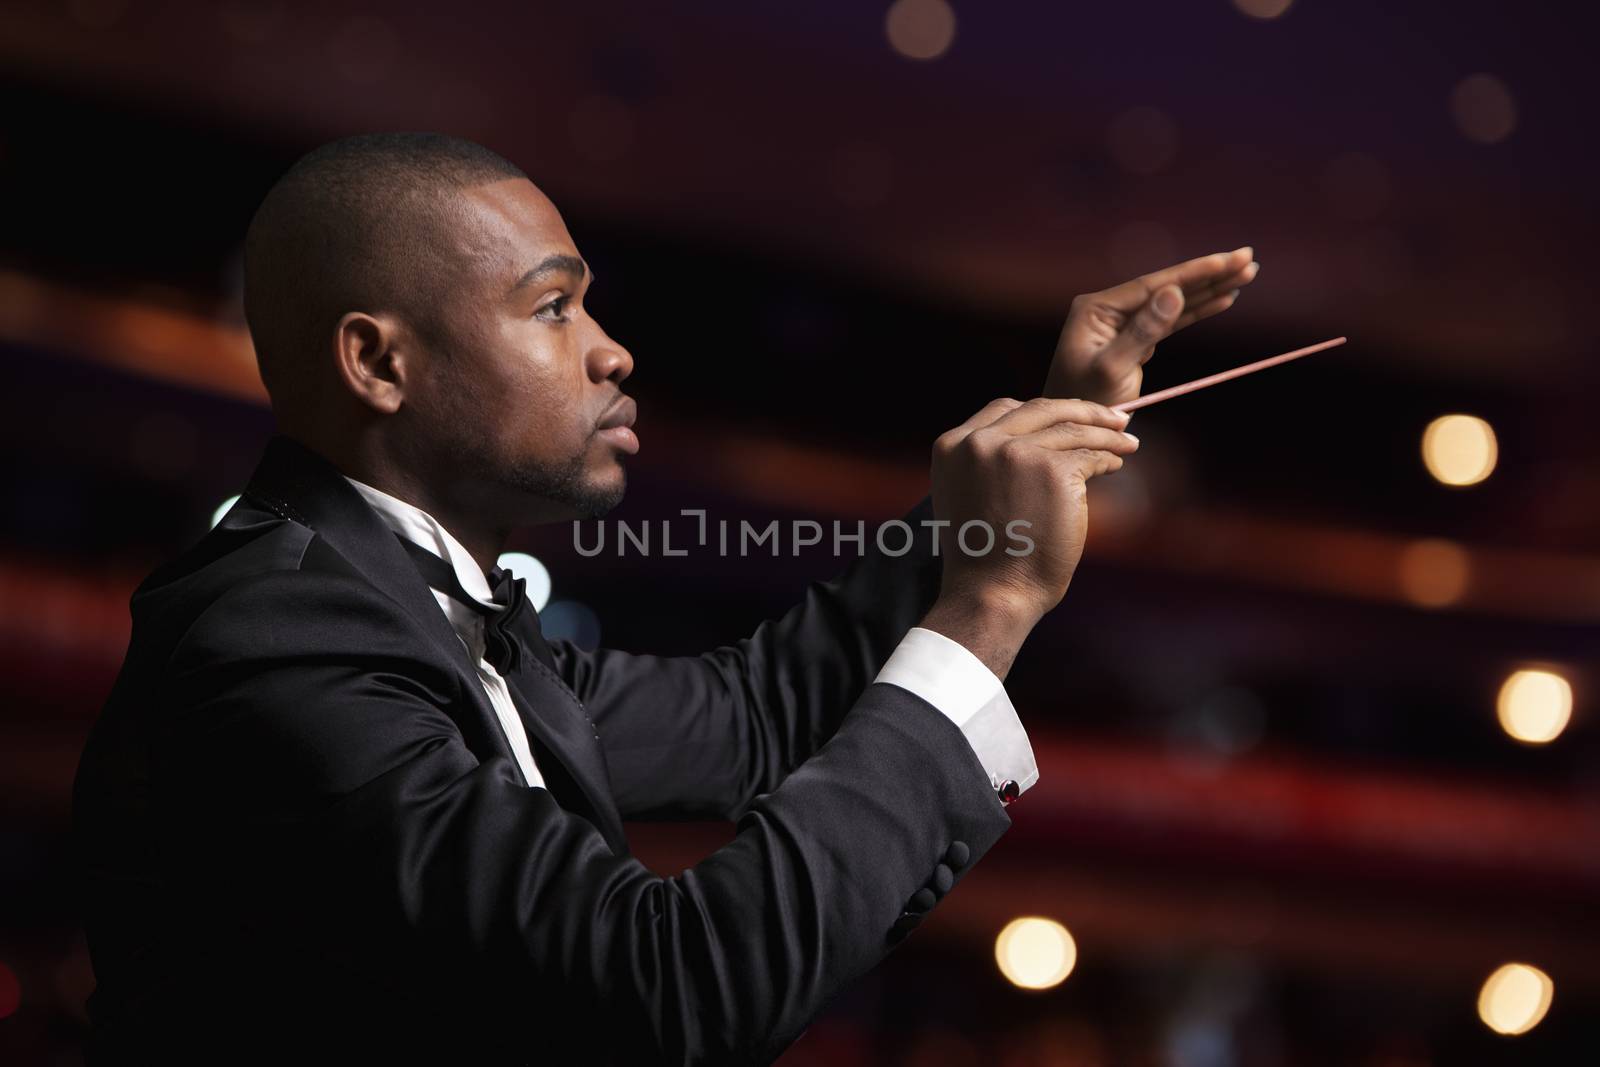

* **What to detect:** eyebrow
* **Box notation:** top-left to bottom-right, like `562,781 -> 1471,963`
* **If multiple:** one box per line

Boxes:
509,254 -> 590,295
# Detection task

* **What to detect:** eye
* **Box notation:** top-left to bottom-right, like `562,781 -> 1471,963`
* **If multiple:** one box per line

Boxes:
536,295 -> 572,322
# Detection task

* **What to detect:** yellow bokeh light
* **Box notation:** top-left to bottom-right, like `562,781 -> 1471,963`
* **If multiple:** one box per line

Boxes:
1477,962 -> 1553,1035
1397,538 -> 1471,608
1497,669 -> 1573,745
1233,0 -> 1294,18
994,916 -> 1077,991
885,0 -> 956,61
1421,414 -> 1497,486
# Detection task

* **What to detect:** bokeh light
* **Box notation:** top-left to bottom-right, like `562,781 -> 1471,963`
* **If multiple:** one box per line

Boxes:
1496,669 -> 1573,745
1396,538 -> 1471,608
1420,414 -> 1497,487
497,551 -> 553,611
885,0 -> 957,62
1477,962 -> 1553,1035
1451,74 -> 1517,144
995,917 -> 1078,991
1232,0 -> 1294,18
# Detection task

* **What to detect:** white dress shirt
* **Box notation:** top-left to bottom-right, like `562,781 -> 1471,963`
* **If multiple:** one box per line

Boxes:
873,627 -> 1039,798
345,476 -> 547,791
344,476 -> 1038,801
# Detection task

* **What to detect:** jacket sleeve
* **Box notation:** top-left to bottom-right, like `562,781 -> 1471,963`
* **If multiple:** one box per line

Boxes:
159,557 -> 1007,1066
553,495 -> 945,821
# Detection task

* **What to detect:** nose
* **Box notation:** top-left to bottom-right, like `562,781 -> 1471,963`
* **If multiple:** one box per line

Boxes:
587,319 -> 634,385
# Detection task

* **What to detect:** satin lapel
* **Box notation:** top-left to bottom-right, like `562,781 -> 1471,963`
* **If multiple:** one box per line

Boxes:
500,652 -> 629,856
239,435 -> 525,780
242,434 -> 628,847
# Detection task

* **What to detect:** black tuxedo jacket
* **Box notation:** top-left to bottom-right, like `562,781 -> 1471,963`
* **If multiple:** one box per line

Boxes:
71,434 -> 1013,1065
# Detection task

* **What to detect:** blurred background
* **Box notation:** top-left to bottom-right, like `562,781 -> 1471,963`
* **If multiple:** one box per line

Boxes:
2,0 -> 1597,1062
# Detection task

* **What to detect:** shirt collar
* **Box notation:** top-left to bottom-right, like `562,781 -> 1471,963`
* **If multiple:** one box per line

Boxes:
342,475 -> 501,610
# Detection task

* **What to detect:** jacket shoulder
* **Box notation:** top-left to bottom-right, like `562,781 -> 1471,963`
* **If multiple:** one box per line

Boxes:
125,494 -> 411,667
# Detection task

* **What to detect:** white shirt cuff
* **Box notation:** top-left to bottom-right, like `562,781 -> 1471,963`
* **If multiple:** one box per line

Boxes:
873,626 -> 1039,797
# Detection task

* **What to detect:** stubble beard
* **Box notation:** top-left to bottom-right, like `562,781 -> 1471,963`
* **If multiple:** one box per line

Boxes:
436,372 -> 626,521
501,438 -> 626,520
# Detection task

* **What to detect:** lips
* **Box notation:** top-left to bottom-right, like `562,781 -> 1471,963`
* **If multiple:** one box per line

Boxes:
596,396 -> 640,455
597,396 -> 637,432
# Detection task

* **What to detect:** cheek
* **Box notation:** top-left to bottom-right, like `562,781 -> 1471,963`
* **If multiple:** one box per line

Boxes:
433,362 -> 498,441
494,350 -> 589,457
419,331 -> 517,451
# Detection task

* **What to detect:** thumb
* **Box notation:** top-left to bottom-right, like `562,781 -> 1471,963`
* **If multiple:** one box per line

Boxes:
1126,284 -> 1184,347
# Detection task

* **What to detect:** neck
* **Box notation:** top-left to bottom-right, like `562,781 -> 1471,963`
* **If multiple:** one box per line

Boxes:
376,477 -> 509,578
291,427 -> 510,576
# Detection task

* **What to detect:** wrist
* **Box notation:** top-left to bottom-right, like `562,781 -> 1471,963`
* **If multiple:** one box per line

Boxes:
918,588 -> 1038,681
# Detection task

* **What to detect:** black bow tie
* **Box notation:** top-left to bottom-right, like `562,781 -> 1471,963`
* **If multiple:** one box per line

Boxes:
395,535 -> 556,676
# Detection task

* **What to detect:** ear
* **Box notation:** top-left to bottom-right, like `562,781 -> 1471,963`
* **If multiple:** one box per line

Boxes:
332,311 -> 406,415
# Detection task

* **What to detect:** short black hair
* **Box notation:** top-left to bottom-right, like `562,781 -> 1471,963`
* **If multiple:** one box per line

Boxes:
243,132 -> 527,412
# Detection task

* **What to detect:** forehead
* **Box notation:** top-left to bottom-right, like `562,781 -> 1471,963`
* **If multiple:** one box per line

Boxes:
450,178 -> 578,283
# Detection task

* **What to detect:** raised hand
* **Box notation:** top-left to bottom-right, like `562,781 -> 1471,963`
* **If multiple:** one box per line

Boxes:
1045,246 -> 1260,407
920,397 -> 1139,679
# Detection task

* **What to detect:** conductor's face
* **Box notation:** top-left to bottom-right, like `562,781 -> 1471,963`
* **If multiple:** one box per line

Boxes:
409,178 -> 636,525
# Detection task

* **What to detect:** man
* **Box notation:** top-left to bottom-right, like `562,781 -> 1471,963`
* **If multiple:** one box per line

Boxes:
72,133 -> 1256,1063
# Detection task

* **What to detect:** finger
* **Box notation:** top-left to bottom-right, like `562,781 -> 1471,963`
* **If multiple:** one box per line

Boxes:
1099,284 -> 1185,367
1096,246 -> 1252,310
947,397 -> 1025,440
1146,246 -> 1253,294
1168,261 -> 1258,329
1171,288 -> 1241,330
1019,422 -> 1141,454
1059,448 -> 1126,480
1183,259 -> 1259,302
984,396 -> 1131,436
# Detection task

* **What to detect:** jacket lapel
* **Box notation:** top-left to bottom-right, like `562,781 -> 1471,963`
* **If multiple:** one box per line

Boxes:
240,434 -> 626,852
500,645 -> 629,855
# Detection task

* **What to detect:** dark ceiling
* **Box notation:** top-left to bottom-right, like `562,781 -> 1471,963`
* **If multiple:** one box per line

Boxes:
1,0 -> 1593,385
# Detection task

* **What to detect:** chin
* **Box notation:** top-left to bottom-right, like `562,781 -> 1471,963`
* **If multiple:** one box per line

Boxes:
568,469 -> 627,520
